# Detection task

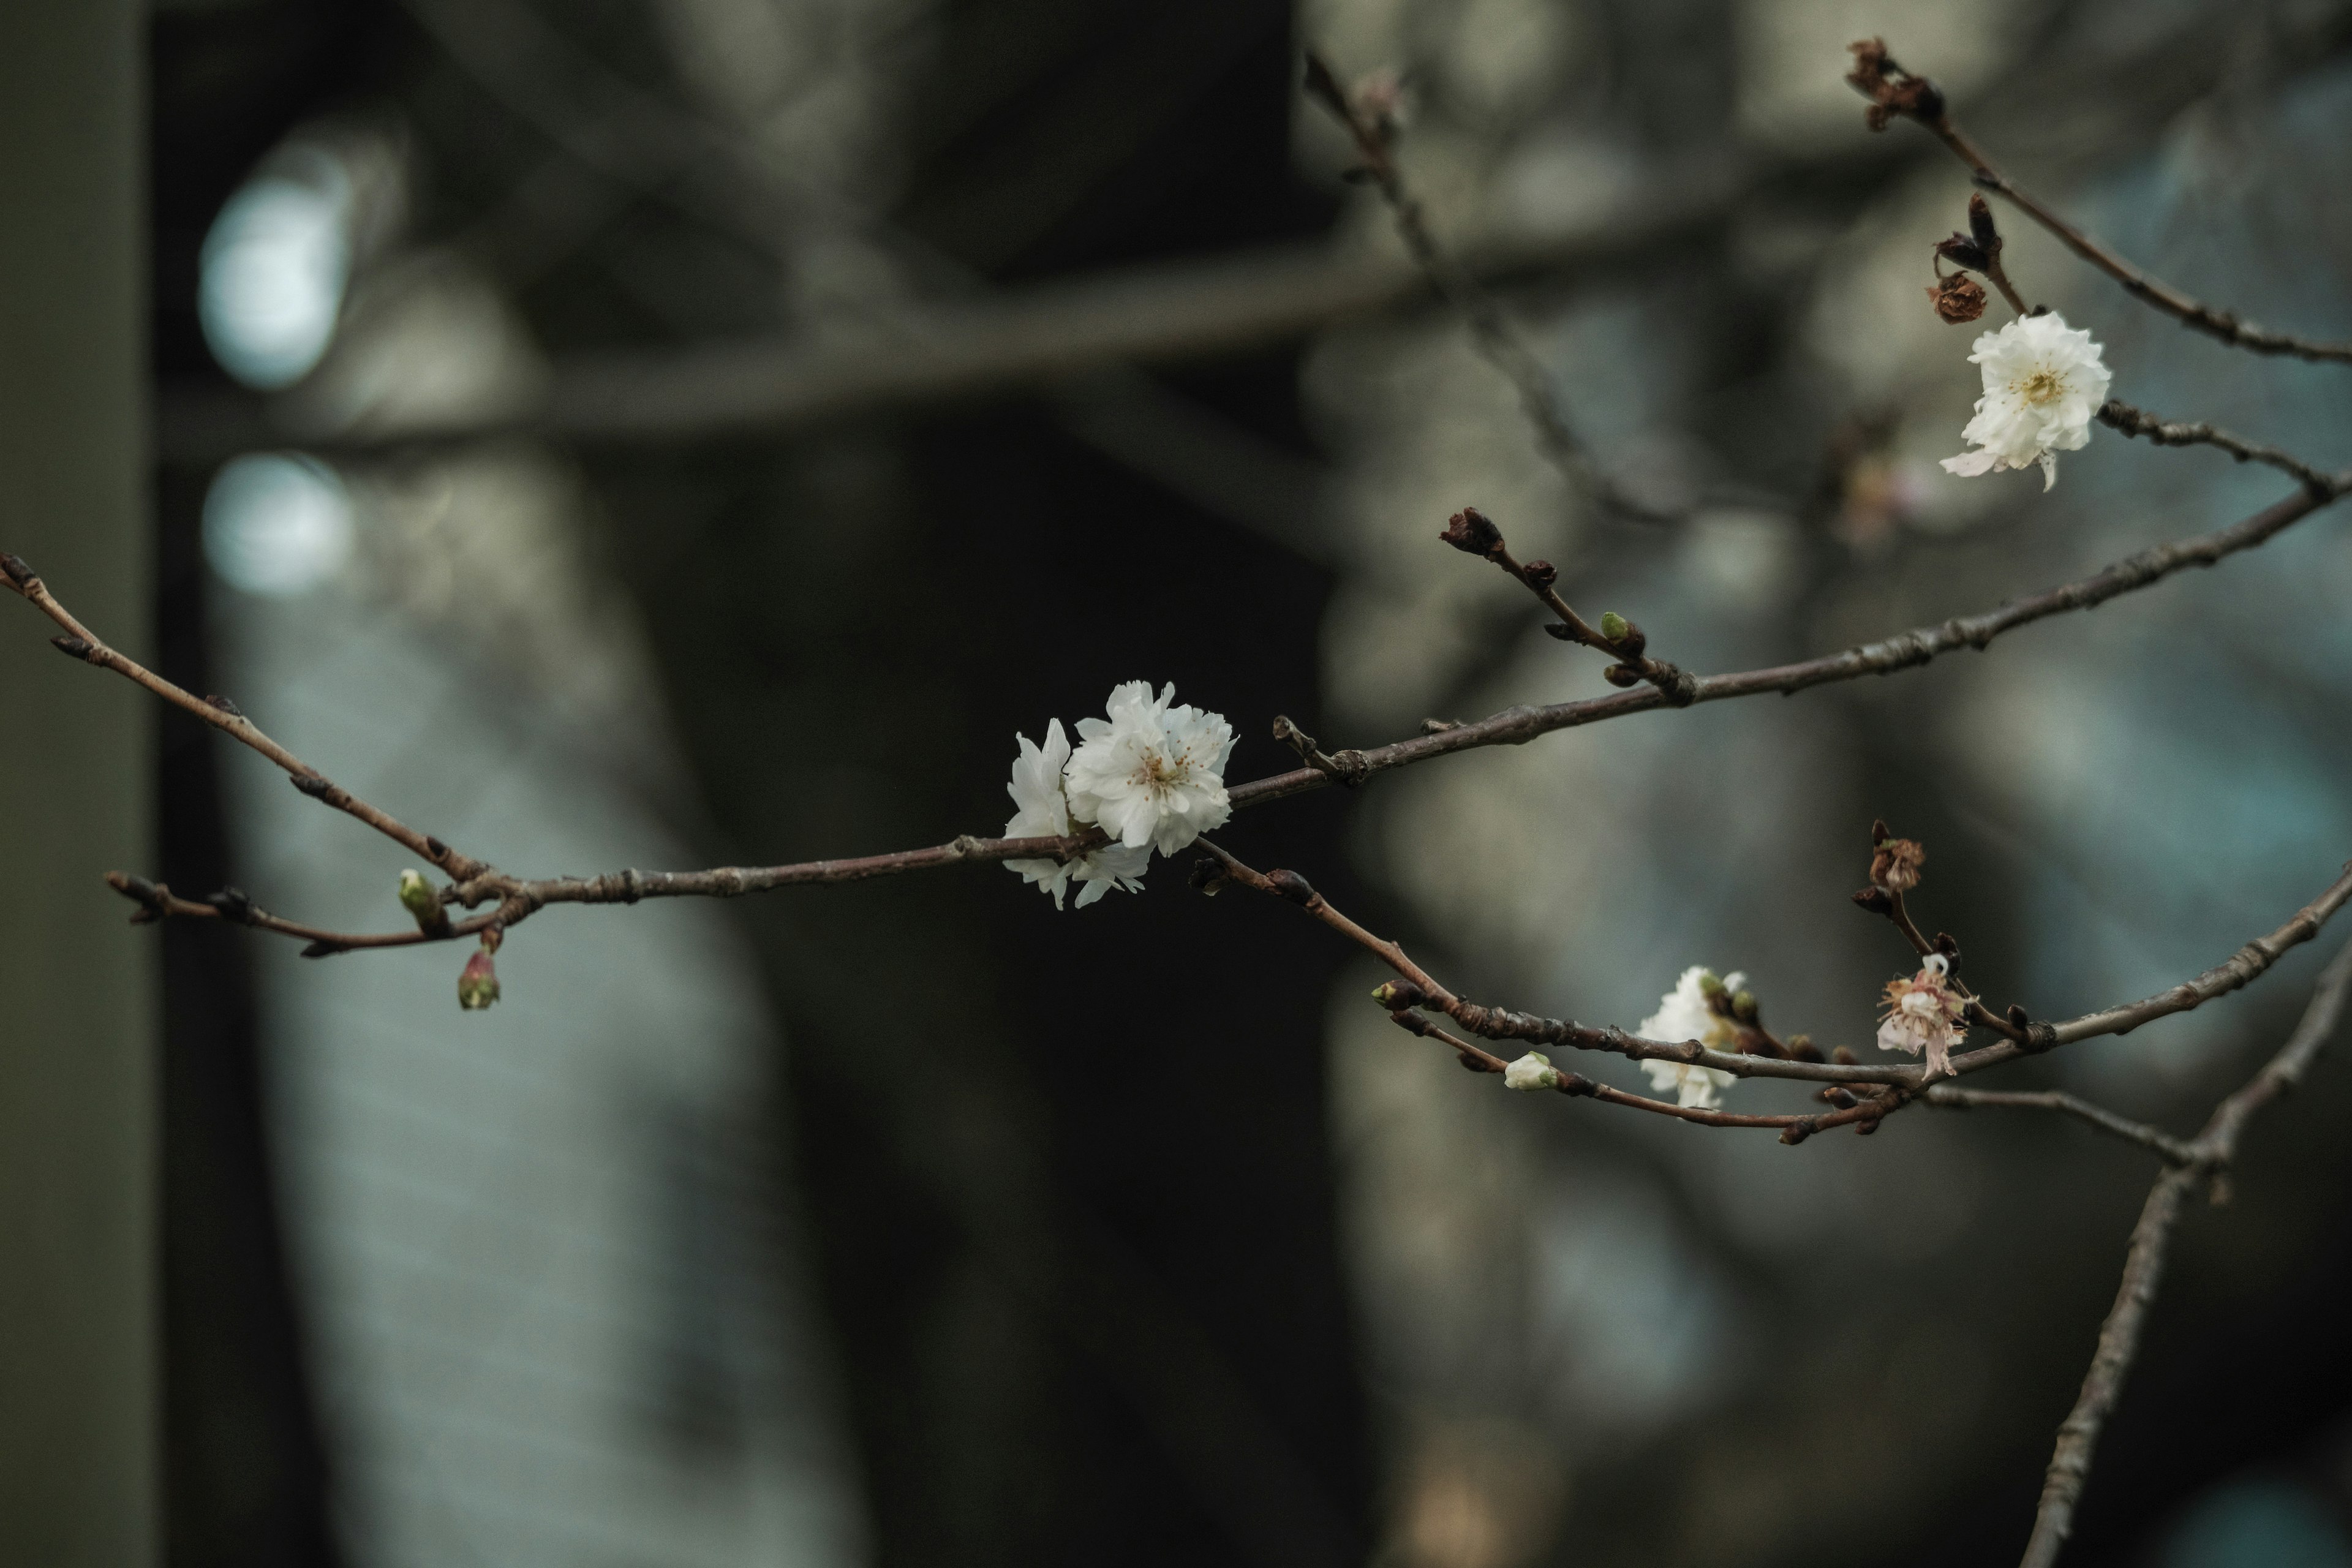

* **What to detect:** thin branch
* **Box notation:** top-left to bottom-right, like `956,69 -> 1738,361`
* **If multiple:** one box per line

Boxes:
0,554 -> 486,882
2018,938 -> 2352,1568
2098,399 -> 2340,495
1852,39 -> 2352,363
10,472 -> 2347,953
1198,839 -> 2352,1137
1922,1086 -> 2199,1165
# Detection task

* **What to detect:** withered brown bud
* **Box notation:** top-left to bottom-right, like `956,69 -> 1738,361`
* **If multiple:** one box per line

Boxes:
1926,272 -> 1988,325
1934,234 -> 1991,273
1968,193 -> 2000,253
1847,37 -> 1943,130
1523,560 -> 1558,588
1932,932 -> 1961,962
1851,886 -> 1894,915
1265,868 -> 1317,906
1439,507 -> 1504,558
1187,856 -> 1229,895
1869,836 -> 1926,892
1787,1035 -> 1825,1063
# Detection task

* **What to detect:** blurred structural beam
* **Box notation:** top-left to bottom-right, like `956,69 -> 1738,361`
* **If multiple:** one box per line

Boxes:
156,172 -> 1744,460
0,1 -> 156,1564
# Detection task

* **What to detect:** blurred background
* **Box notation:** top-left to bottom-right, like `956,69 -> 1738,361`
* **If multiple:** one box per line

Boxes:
7,0 -> 2352,1564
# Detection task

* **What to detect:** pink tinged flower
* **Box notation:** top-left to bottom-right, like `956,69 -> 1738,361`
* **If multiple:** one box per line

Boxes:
1002,718 -> 1150,910
457,944 -> 500,1011
1064,680 -> 1235,858
1876,954 -> 1969,1079
1941,312 -> 2111,491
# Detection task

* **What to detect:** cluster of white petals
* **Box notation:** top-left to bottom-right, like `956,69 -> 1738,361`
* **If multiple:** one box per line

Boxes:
1504,1052 -> 1559,1092
1002,720 -> 1152,908
1942,312 -> 2111,491
1065,680 -> 1236,856
1636,965 -> 1743,1110
1001,682 -> 1233,909
1876,954 -> 1970,1080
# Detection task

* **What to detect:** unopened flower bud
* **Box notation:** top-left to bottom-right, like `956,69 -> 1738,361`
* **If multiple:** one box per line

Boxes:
1599,611 -> 1629,642
1967,193 -> 2000,254
457,942 -> 500,1011
1372,979 -> 1427,1012
1503,1052 -> 1559,1092
1831,1046 -> 1860,1066
1730,989 -> 1759,1025
1438,507 -> 1503,558
1523,560 -> 1558,589
1697,971 -> 1727,998
398,869 -> 452,937
1787,1033 -> 1824,1062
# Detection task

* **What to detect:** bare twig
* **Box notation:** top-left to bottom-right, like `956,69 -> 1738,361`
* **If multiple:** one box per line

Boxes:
1922,1086 -> 2199,1166
2018,938 -> 2352,1568
1851,38 -> 2352,363
2098,399 -> 2339,495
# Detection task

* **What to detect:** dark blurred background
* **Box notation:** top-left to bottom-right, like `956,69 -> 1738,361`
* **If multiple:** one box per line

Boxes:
8,0 -> 2352,1564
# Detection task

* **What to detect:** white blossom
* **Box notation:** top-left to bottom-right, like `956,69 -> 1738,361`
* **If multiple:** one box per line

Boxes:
1001,719 -> 1150,909
1941,312 -> 2111,491
1877,954 -> 1970,1080
1504,1052 -> 1559,1092
1636,965 -> 1743,1110
1065,680 -> 1235,857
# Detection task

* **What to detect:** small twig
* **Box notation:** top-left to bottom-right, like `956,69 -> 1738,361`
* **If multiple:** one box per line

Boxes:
1438,507 -> 1698,704
1922,1086 -> 2199,1166
1850,39 -> 2352,364
1269,715 -> 1366,785
2098,399 -> 2342,496
2018,938 -> 2352,1568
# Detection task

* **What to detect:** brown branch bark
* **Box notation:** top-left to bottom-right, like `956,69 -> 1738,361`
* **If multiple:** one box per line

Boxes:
1858,41 -> 2352,363
2018,937 -> 2352,1568
1922,1086 -> 2199,1165
2098,399 -> 2340,494
10,472 -> 2347,955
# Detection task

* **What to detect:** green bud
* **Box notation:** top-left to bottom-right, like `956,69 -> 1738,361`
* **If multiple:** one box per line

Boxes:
1599,611 -> 1629,642
398,868 -> 451,937
1731,989 -> 1759,1024
1697,970 -> 1726,997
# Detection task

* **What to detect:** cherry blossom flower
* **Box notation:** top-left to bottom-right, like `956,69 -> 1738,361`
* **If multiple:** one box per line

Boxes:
1941,312 -> 2111,491
1002,719 -> 1150,909
1065,680 -> 1235,857
1504,1052 -> 1559,1091
1636,965 -> 1743,1110
1877,954 -> 1970,1079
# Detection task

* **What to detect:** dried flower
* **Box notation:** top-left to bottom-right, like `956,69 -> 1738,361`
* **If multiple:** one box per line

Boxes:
1877,954 -> 1969,1079
1846,37 -> 1943,130
1504,1052 -> 1560,1092
1438,507 -> 1503,558
1926,271 -> 1988,325
1870,837 -> 1926,893
1636,965 -> 1744,1110
1942,312 -> 2112,491
1065,682 -> 1236,857
1003,719 -> 1151,908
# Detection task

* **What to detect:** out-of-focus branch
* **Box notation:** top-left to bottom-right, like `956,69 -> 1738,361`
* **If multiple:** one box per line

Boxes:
2019,938 -> 2352,1568
1302,53 -> 1687,524
1922,1086 -> 2199,1165
1850,37 -> 2352,363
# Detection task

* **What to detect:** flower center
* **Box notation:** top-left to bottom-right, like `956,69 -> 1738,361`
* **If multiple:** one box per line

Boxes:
2015,368 -> 2065,406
